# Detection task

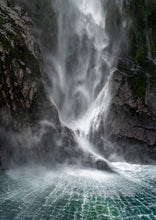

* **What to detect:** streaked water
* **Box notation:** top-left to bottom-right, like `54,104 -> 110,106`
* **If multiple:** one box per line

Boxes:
45,0 -> 130,160
49,0 -> 128,124
1,2 -> 155,220
0,163 -> 156,219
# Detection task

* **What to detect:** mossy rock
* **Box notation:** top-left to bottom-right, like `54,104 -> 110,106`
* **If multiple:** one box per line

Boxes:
8,31 -> 16,40
19,45 -> 40,81
7,40 -> 41,82
130,75 -> 146,101
0,34 -> 10,50
123,0 -> 155,60
0,17 -> 3,29
0,60 -> 10,99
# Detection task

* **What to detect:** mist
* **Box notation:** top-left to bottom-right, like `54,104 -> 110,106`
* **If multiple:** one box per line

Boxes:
0,0 -> 156,219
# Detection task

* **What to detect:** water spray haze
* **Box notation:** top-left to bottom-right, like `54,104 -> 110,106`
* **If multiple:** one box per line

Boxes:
0,0 -> 155,219
39,0 -> 130,165
50,0 -> 126,123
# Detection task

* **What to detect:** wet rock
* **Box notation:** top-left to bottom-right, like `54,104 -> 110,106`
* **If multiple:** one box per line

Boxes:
0,1 -> 64,168
0,0 -> 41,128
0,1 -> 113,171
90,57 -> 156,164
95,159 -> 113,172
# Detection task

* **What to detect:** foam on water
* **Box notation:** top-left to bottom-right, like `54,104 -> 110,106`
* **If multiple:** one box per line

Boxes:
1,1 -> 155,219
0,163 -> 156,219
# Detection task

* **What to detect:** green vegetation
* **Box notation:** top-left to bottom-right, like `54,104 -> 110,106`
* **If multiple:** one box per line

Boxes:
0,62 -> 10,96
0,17 -> 3,29
21,45 -> 40,81
6,39 -> 40,82
124,0 -> 156,61
8,31 -> 16,40
0,75 -> 10,96
0,34 -> 10,50
130,75 -> 146,101
0,73 -> 5,86
123,0 -> 155,102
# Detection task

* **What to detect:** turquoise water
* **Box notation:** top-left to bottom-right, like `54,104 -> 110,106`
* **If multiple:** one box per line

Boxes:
0,163 -> 156,220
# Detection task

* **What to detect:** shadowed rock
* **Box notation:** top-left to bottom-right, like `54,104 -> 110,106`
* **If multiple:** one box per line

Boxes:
95,159 -> 113,172
89,57 -> 156,164
0,1 -> 114,172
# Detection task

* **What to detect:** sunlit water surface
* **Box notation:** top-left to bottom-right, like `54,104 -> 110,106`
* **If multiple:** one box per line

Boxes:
0,163 -> 156,220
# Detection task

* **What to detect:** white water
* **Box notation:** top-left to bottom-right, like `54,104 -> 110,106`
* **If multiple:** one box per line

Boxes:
0,2 -> 156,219
46,0 -> 129,160
49,0 -> 126,125
0,163 -> 156,219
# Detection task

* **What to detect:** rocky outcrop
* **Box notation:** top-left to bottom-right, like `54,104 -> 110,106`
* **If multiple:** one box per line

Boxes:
0,0 -> 46,128
0,0 -> 60,168
90,57 -> 156,164
0,0 -> 112,172
107,57 -> 156,163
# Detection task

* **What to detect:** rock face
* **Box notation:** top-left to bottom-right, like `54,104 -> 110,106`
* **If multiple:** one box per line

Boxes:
108,57 -> 156,163
0,0 -> 112,172
1,0 -> 155,169
90,57 -> 156,164
0,0 -> 60,168
0,0 -> 45,128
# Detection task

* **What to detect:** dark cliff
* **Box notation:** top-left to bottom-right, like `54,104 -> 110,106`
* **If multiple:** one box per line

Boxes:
0,0 -> 59,168
0,0 -> 107,170
107,58 -> 156,163
0,0 -> 155,168
89,0 -> 156,163
107,0 -> 156,163
0,0 -> 61,128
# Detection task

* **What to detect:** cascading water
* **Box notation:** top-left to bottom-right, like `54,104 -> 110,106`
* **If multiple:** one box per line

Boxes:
47,0 -> 129,159
0,1 -> 156,219
49,0 -> 125,124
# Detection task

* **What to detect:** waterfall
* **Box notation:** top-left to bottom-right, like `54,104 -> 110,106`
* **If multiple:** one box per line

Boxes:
46,0 -> 129,159
1,2 -> 155,219
48,0 -> 126,123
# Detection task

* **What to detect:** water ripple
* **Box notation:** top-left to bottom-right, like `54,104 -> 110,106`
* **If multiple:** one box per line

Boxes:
0,163 -> 156,220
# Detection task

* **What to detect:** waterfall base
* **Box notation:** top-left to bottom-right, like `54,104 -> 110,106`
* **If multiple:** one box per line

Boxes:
0,163 -> 155,219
